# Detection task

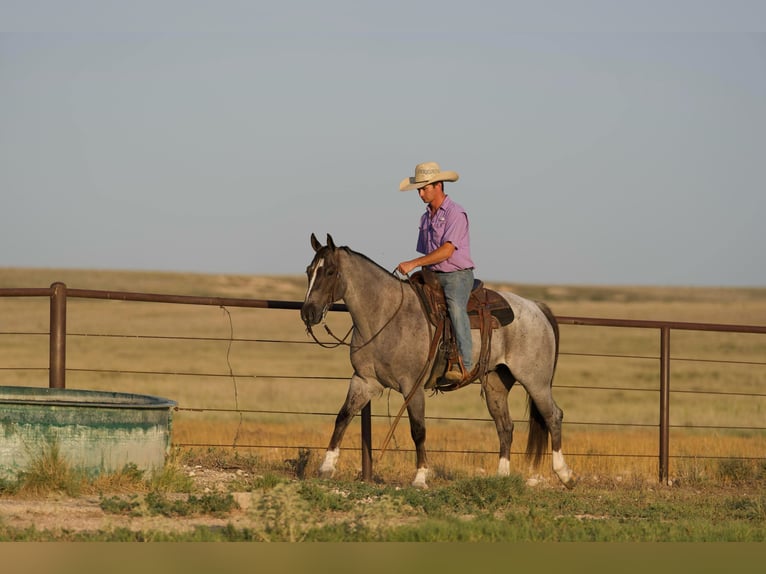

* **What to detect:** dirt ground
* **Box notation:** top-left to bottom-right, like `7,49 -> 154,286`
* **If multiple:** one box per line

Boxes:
0,465 -> 256,536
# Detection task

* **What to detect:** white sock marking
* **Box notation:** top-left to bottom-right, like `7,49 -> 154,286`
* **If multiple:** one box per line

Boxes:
552,449 -> 572,484
319,447 -> 339,476
412,467 -> 429,489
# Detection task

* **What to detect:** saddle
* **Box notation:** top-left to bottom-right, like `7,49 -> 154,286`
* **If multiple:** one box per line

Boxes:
409,269 -> 515,392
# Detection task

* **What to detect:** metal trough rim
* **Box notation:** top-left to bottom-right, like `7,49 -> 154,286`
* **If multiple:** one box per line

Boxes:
0,386 -> 176,410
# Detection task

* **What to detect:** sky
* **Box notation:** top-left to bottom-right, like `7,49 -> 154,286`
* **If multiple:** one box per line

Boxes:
2,1 -> 765,287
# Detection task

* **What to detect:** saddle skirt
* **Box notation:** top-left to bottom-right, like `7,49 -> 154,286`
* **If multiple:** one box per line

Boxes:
409,269 -> 515,391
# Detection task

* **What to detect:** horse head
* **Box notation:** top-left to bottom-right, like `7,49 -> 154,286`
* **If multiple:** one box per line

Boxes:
301,233 -> 344,327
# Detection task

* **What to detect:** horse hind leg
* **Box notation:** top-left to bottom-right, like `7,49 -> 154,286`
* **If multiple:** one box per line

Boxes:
483,368 -> 515,477
548,402 -> 575,488
526,388 -> 576,488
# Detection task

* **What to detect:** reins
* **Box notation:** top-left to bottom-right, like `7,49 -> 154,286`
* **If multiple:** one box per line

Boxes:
306,266 -> 406,356
306,322 -> 353,349
378,307 -> 439,459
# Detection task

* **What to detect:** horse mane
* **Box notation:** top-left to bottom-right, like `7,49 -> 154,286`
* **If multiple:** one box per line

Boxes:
339,245 -> 405,284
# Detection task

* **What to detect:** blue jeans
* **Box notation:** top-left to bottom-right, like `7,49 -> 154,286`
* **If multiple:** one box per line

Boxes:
436,269 -> 474,370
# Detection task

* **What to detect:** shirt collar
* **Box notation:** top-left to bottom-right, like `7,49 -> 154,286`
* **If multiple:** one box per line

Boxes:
426,194 -> 452,216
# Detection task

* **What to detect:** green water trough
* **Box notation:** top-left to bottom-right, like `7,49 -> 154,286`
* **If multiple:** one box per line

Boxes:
0,386 -> 176,480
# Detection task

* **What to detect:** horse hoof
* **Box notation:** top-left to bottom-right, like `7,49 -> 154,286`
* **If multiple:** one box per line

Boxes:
563,474 -> 578,490
525,474 -> 546,487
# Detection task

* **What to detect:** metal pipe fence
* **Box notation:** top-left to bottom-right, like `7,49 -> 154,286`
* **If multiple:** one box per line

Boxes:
1,282 -> 765,484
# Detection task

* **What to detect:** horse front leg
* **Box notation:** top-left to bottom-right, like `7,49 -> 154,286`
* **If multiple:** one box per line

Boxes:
406,389 -> 429,489
320,374 -> 374,478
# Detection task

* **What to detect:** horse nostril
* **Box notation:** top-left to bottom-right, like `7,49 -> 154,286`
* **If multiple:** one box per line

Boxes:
301,304 -> 319,326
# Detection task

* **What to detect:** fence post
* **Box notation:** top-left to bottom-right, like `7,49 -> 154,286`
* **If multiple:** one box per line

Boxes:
659,326 -> 670,484
361,401 -> 372,481
49,282 -> 67,389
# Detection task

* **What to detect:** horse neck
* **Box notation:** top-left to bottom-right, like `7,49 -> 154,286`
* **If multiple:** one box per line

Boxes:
339,250 -> 410,330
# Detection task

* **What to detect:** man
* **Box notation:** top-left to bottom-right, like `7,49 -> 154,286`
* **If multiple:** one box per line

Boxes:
397,161 -> 475,383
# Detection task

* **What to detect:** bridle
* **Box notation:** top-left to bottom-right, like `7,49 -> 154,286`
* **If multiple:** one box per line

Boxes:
303,251 -> 406,354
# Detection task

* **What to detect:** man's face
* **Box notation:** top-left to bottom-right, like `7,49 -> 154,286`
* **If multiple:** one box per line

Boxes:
417,183 -> 439,204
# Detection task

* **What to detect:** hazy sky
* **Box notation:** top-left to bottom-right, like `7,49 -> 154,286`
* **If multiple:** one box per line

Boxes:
2,2 -> 764,286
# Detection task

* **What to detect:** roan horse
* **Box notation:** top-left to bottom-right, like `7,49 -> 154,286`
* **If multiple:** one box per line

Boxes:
300,234 -> 575,489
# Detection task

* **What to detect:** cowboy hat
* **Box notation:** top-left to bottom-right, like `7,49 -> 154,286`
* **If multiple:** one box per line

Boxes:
399,161 -> 459,191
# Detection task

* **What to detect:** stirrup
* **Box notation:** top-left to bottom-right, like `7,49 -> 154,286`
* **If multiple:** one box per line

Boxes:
442,366 -> 464,383
437,358 -> 472,388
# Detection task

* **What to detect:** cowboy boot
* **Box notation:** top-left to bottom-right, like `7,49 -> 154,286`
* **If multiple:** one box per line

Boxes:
442,357 -> 466,383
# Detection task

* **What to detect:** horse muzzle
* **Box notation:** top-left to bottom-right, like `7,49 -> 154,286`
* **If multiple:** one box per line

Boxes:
300,302 -> 326,327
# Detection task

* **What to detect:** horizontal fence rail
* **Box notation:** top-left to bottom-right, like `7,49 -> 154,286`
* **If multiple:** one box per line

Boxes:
1,282 -> 765,485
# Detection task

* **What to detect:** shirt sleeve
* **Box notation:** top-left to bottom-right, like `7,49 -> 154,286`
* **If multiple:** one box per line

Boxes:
441,208 -> 469,250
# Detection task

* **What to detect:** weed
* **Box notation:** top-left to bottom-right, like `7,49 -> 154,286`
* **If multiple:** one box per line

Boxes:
117,462 -> 145,482
99,494 -> 142,516
723,495 -> 766,521
717,459 -> 760,484
16,441 -> 85,497
189,492 -> 239,516
297,481 -> 354,512
393,475 -> 524,516
303,522 -> 378,542
284,448 -> 312,479
0,478 -> 19,495
450,475 -> 525,512
91,463 -> 147,494
144,490 -> 238,517
148,461 -> 194,493
250,473 -> 284,490
255,482 -> 312,541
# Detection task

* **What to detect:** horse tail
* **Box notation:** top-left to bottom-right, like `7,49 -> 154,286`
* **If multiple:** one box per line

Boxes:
526,398 -> 548,467
525,301 -> 560,466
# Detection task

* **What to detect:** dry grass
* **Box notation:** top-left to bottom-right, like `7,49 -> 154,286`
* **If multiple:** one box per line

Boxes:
1,268 -> 764,486
170,417 -> 765,487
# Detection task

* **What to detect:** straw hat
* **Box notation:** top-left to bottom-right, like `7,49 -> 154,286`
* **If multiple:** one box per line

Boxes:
399,161 -> 459,191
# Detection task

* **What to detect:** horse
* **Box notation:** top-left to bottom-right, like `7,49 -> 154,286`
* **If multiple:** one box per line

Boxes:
300,234 -> 575,489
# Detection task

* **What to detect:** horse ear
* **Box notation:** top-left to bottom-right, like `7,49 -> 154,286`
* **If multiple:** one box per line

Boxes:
311,233 -> 322,252
326,234 -> 336,250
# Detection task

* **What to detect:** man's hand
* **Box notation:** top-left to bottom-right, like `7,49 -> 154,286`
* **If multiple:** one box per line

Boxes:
397,243 -> 455,275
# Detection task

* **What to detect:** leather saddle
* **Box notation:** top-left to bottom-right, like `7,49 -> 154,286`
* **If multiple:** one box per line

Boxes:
409,269 -> 515,391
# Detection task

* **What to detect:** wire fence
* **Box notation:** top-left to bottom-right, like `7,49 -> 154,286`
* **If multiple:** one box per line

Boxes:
1,283 -> 765,483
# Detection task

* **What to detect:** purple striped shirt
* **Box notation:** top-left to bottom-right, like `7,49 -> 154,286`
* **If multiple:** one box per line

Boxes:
416,195 -> 475,272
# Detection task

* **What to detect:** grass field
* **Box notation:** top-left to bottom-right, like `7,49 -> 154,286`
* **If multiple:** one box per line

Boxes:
1,268 -> 765,542
1,267 -> 764,488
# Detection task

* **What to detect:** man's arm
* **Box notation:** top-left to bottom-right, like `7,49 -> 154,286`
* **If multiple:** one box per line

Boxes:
397,242 -> 455,275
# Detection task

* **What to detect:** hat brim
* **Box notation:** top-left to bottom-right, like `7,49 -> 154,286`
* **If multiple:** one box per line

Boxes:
399,171 -> 459,191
